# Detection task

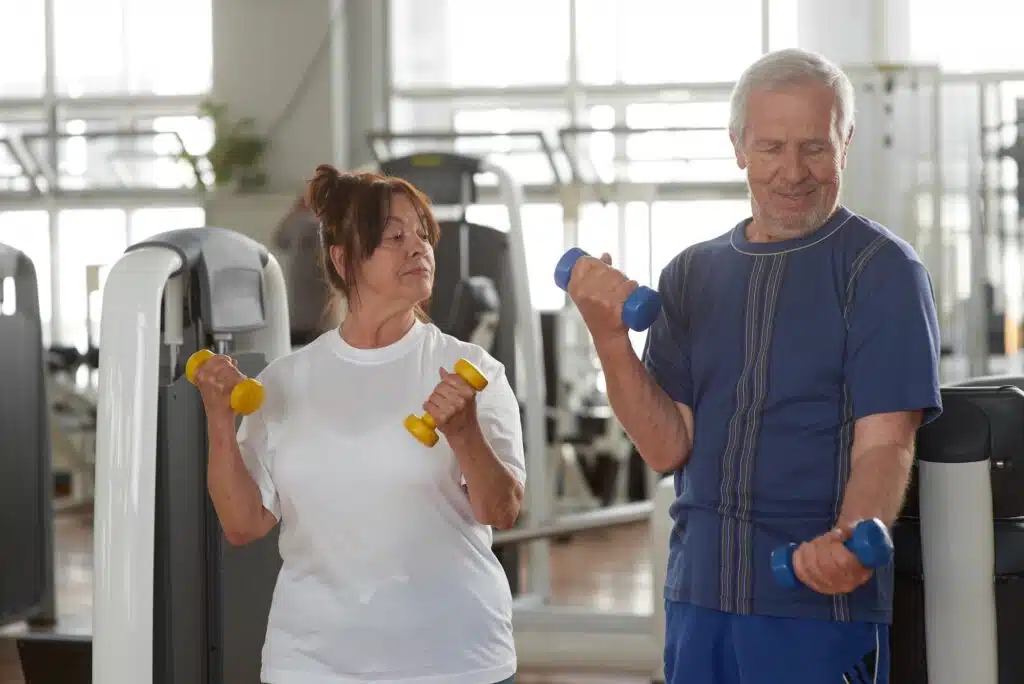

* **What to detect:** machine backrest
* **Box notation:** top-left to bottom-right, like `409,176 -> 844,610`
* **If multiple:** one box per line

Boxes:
902,382 -> 1024,520
0,242 -> 54,628
430,220 -> 517,390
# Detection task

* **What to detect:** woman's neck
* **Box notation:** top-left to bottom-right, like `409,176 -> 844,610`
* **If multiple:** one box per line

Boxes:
340,307 -> 417,349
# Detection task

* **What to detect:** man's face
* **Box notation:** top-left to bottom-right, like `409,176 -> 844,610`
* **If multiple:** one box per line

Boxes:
732,80 -> 852,240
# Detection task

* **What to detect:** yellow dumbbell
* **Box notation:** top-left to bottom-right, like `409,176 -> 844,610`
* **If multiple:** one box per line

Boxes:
404,358 -> 488,447
185,349 -> 265,416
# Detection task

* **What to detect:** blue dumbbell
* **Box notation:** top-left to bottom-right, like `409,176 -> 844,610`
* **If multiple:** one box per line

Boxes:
771,518 -> 894,589
554,247 -> 663,332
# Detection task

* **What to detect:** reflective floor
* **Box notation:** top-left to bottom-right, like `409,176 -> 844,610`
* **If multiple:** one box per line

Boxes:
0,510 -> 654,684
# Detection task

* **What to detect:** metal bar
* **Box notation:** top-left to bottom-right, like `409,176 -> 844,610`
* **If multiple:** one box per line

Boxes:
562,125 -> 727,135
0,187 -> 202,209
21,130 -> 190,144
492,500 -> 653,546
392,81 -> 736,101
366,130 -> 564,186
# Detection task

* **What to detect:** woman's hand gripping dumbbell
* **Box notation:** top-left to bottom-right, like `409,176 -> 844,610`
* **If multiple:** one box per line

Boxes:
554,247 -> 663,335
186,349 -> 265,416
405,359 -> 488,447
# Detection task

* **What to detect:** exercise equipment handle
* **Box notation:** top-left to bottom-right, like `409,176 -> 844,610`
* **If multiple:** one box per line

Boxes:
185,349 -> 265,416
553,247 -> 662,332
770,518 -> 893,589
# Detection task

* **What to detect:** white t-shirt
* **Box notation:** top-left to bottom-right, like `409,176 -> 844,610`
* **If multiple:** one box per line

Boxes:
236,319 -> 526,684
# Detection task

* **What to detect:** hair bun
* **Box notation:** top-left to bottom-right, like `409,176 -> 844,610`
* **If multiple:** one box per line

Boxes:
305,164 -> 343,221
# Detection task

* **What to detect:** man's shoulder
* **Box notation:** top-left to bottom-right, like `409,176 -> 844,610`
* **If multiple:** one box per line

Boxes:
834,210 -> 924,271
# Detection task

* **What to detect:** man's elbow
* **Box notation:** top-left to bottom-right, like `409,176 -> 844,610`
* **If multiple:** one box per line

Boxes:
639,444 -> 688,475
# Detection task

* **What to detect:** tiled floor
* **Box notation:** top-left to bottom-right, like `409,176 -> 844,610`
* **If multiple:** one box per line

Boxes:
0,509 -> 654,684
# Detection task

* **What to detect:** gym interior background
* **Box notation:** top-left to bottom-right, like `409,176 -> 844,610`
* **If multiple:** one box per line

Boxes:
2,1 -> 1024,682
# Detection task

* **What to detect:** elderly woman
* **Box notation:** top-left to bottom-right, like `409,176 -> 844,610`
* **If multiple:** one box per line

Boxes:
193,164 -> 526,684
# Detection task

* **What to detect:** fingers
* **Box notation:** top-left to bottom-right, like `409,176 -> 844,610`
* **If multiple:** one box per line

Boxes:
424,367 -> 477,427
792,535 -> 872,595
566,254 -> 633,308
194,355 -> 243,396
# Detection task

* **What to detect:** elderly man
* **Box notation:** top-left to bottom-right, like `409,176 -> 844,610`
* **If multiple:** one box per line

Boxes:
566,48 -> 942,683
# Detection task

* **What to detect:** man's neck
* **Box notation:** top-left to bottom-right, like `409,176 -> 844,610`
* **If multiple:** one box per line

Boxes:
747,205 -> 838,243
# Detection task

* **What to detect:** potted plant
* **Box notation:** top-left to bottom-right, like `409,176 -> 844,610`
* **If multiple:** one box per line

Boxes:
180,99 -> 269,192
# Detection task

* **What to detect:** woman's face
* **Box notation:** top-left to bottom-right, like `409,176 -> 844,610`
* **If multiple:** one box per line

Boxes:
332,191 -> 435,311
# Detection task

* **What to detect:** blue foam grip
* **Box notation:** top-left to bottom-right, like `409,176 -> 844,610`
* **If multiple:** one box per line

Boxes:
553,247 -> 663,332
770,518 -> 894,589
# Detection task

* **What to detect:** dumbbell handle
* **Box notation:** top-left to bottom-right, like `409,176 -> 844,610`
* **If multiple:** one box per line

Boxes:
185,349 -> 265,416
553,247 -> 662,332
770,518 -> 893,590
405,359 -> 488,447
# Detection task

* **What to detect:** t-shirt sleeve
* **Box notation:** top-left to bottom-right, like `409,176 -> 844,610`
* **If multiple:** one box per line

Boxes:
845,246 -> 943,425
642,253 -> 693,406
236,409 -> 281,520
474,365 -> 527,486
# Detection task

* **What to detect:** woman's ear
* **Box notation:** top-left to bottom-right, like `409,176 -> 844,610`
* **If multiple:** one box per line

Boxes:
329,244 -> 345,281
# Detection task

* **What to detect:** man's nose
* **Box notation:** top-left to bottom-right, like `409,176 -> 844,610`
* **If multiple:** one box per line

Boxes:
781,148 -> 809,184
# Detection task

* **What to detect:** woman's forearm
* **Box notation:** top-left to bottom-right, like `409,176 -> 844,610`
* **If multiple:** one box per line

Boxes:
595,335 -> 694,473
206,415 -> 276,545
448,423 -> 523,530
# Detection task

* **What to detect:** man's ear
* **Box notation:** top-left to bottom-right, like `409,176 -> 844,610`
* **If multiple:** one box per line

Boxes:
730,132 -> 747,170
840,124 -> 855,169
329,244 -> 345,281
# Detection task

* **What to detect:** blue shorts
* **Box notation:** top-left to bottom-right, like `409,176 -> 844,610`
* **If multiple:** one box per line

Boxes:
664,601 -> 888,684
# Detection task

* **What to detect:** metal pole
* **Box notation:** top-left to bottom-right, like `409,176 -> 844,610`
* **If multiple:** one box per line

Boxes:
493,500 -> 653,547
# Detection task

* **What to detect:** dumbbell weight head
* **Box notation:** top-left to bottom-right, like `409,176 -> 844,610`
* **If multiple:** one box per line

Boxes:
553,247 -> 662,332
405,358 -> 488,447
770,518 -> 894,589
185,349 -> 265,416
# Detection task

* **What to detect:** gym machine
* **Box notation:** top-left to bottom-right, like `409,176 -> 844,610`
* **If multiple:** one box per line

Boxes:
18,227 -> 290,684
0,241 -> 56,629
892,377 -> 1024,684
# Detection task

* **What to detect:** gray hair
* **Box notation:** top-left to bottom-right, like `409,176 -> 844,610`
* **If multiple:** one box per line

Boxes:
728,48 -> 855,145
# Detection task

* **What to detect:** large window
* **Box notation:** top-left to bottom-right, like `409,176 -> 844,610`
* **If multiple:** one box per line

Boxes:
43,116 -> 209,191
910,0 -> 1024,72
129,207 -> 206,244
465,203 -> 565,311
54,0 -> 212,96
0,1 -> 46,97
390,0 -> 571,88
54,207 -> 205,348
650,200 -> 748,278
454,108 -> 569,186
575,0 -> 763,84
55,209 -> 128,348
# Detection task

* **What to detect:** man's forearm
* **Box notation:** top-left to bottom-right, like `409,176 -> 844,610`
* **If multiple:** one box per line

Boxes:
448,423 -> 522,530
595,335 -> 693,473
837,443 -> 915,529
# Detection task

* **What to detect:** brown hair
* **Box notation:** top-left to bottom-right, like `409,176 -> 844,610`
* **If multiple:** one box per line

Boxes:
304,164 -> 441,320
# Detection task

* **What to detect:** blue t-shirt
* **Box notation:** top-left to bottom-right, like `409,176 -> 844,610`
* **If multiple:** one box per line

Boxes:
642,206 -> 942,624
